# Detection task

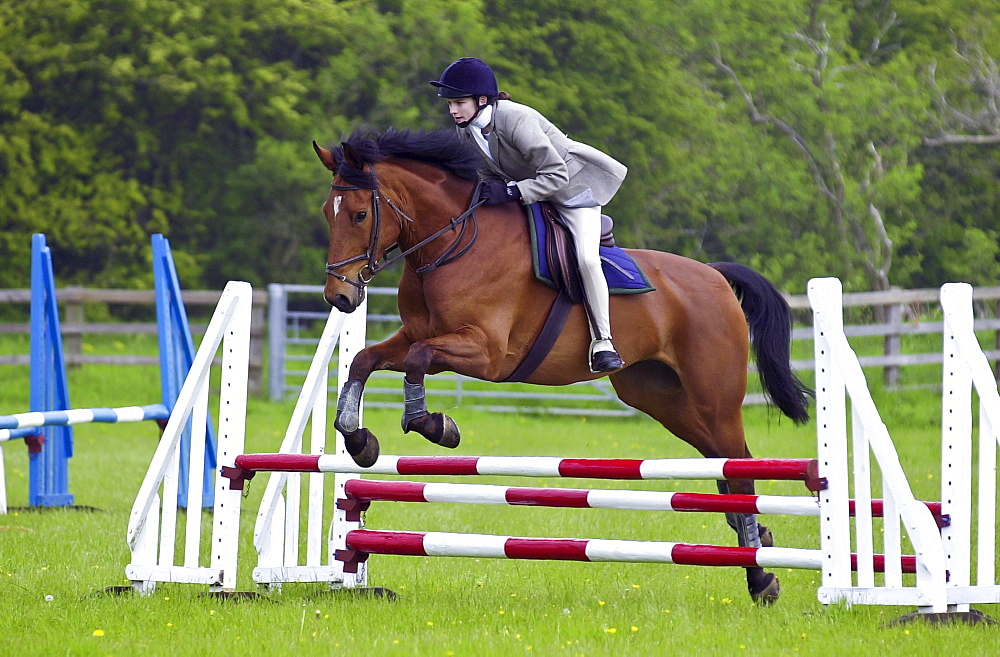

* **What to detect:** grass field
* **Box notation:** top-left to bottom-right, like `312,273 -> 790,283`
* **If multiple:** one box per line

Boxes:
1,353 -> 997,656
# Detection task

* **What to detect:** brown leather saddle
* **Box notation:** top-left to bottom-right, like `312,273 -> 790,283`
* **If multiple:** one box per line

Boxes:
536,201 -> 615,305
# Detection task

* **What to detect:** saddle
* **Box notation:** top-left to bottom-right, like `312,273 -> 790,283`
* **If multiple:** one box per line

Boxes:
537,202 -> 585,304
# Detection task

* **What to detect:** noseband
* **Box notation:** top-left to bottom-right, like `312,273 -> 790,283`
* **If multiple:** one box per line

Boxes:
324,182 -> 387,293
324,179 -> 485,297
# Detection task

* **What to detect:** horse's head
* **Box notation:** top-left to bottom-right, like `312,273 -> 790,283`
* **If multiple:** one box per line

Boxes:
315,140 -> 400,312
316,128 -> 485,310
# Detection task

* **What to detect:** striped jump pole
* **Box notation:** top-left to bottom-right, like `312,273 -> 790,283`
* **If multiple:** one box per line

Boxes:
0,427 -> 44,442
337,479 -> 946,525
226,454 -> 826,490
337,530 -> 918,574
0,404 -> 170,441
1,405 -> 170,513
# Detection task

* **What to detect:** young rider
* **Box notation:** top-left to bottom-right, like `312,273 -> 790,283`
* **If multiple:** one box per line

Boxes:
430,57 -> 628,373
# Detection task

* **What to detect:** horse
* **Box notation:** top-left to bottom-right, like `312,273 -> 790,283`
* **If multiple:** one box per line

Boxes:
314,127 -> 812,605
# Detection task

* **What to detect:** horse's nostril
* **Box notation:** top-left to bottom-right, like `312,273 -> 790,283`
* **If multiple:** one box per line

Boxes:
330,294 -> 354,313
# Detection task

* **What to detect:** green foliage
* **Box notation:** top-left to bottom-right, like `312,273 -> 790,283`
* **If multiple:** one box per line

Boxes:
912,145 -> 1000,286
0,0 -> 997,294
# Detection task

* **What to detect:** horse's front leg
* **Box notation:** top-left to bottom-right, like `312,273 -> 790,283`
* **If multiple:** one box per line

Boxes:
334,330 -> 413,467
399,327 -> 500,450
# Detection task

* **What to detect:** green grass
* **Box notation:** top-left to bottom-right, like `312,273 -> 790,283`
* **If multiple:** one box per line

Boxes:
1,356 -> 998,656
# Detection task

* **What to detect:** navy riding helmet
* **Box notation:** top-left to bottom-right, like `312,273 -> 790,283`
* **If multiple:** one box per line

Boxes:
430,57 -> 499,99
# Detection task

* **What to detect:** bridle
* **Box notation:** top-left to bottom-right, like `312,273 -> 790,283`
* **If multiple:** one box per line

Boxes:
324,178 -> 485,296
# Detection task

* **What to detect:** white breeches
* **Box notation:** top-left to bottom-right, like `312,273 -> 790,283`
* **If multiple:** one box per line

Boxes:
557,205 -> 611,340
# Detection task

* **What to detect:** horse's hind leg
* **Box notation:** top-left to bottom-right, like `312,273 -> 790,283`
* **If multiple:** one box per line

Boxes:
609,360 -> 780,605
717,478 -> 780,604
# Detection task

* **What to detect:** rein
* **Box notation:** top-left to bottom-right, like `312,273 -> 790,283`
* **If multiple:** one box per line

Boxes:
324,180 -> 484,294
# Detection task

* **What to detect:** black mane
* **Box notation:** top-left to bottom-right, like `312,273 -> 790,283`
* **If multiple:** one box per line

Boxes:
333,128 -> 482,188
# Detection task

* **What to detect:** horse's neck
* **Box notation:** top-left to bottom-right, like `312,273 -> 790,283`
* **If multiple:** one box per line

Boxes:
384,172 -> 473,263
382,164 -> 530,275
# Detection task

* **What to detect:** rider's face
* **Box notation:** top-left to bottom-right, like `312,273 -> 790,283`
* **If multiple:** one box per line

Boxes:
446,97 -> 486,124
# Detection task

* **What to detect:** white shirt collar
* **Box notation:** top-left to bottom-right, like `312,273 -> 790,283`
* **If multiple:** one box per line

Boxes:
470,103 -> 493,131
469,104 -> 494,159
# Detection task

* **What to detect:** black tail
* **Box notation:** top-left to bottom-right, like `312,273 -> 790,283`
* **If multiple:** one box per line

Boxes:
710,262 -> 813,424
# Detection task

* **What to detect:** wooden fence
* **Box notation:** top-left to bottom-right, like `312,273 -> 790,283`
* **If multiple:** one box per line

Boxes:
0,287 -> 268,394
785,285 -> 1000,386
267,283 -> 1000,413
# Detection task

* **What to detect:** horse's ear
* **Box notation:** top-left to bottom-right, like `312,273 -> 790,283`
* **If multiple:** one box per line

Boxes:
341,141 -> 365,170
313,141 -> 337,172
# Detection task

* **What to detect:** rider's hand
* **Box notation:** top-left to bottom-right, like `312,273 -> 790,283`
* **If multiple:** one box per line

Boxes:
477,180 -> 521,206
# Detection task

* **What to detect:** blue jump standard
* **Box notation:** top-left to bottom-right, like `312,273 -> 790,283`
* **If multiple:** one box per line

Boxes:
4,233 -> 214,509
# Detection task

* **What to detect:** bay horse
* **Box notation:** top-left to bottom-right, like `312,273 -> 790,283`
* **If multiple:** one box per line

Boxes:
314,128 -> 811,605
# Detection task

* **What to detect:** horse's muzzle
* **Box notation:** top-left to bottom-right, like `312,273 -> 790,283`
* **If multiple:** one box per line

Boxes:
327,292 -> 359,313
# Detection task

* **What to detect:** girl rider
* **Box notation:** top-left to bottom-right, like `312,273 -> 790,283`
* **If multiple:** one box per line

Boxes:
431,57 -> 628,373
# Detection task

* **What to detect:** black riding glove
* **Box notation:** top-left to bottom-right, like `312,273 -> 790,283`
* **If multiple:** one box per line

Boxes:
478,180 -> 522,206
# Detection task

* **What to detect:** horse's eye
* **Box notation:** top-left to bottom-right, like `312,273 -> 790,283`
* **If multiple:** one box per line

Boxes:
353,211 -> 368,223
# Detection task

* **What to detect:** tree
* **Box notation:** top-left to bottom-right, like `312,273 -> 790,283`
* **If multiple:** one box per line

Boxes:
481,0 -> 708,252
695,0 -> 930,291
2,0 -> 995,294
214,0 -> 491,287
0,3 -> 153,288
0,0 -> 496,288
908,2 -> 1000,286
922,0 -> 1000,147
1,0 -> 348,286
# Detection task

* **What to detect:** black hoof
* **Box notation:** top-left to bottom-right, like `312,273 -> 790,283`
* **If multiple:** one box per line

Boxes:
434,414 -> 461,449
343,429 -> 380,467
749,573 -> 780,606
407,413 -> 461,449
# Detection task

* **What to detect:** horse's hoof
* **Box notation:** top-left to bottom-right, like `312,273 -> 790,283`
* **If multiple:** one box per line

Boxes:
750,573 -> 781,606
758,524 -> 774,548
408,413 -> 461,449
343,429 -> 380,468
435,414 -> 461,449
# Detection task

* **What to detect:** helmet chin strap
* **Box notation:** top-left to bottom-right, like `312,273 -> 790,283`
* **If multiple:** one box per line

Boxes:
457,99 -> 493,129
